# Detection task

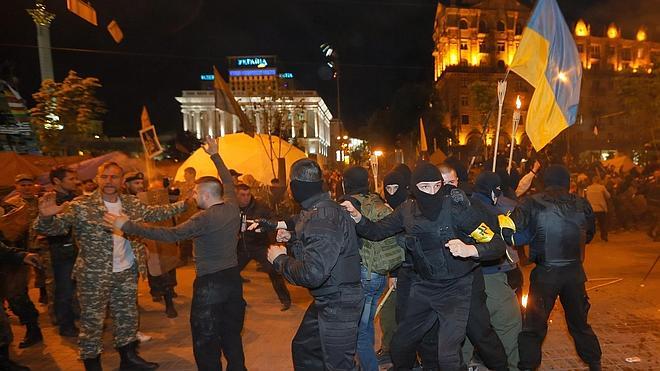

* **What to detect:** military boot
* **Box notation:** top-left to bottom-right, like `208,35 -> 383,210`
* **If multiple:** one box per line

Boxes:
0,344 -> 30,371
117,341 -> 158,370
18,323 -> 42,349
82,355 -> 102,371
163,293 -> 177,319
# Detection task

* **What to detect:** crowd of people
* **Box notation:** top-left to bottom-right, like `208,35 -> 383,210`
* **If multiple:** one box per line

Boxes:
0,138 -> 658,371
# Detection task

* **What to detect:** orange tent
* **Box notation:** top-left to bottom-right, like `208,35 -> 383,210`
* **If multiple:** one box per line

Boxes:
0,152 -> 46,188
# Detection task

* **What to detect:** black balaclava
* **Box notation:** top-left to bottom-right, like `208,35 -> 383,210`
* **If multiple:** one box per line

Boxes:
475,171 -> 502,203
342,166 -> 369,195
289,159 -> 323,204
383,170 -> 407,208
411,161 -> 444,221
392,163 -> 412,186
543,165 -> 570,190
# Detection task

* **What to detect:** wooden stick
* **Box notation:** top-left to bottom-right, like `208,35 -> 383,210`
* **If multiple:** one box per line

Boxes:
374,285 -> 395,318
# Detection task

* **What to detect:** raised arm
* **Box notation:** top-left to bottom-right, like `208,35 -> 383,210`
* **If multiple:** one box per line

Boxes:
119,212 -> 207,243
33,193 -> 76,236
341,199 -> 405,241
129,196 -> 187,223
202,136 -> 237,206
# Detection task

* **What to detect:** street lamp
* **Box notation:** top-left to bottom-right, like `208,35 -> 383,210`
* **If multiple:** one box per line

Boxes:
320,43 -> 341,130
373,150 -> 383,157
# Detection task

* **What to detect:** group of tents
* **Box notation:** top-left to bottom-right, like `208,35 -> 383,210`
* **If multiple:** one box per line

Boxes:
1,133 -> 307,196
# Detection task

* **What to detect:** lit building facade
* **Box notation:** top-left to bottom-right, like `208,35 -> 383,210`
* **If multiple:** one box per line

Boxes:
175,89 -> 333,164
433,0 -> 659,154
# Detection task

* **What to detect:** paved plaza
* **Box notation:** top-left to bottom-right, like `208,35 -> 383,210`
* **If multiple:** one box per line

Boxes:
6,230 -> 660,370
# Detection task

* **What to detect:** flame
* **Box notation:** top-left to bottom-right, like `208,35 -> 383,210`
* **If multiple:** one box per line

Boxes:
522,293 -> 528,308
607,23 -> 619,39
637,28 -> 647,42
515,95 -> 522,109
575,19 -> 589,37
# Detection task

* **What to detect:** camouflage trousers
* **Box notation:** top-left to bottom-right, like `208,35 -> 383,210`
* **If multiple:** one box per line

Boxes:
78,264 -> 138,359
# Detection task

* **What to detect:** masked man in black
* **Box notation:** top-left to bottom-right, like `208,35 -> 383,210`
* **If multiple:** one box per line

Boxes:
267,158 -> 363,371
501,165 -> 601,371
342,162 -> 506,371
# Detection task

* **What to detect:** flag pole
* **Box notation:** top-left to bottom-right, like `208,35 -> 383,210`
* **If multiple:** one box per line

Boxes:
492,78 -> 508,171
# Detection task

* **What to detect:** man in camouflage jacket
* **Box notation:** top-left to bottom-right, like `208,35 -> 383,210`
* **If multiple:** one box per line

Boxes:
34,161 -> 188,370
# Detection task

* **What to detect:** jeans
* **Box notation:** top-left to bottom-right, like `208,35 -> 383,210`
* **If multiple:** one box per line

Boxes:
357,266 -> 386,371
52,258 -> 77,330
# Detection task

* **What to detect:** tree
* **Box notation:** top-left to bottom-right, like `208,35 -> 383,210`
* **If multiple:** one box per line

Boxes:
615,72 -> 659,149
470,80 -> 496,137
31,70 -> 106,155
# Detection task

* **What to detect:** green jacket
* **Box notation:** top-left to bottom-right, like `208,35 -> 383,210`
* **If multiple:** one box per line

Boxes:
34,191 -> 186,281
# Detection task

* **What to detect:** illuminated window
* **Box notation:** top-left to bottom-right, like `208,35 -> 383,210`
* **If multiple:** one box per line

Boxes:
497,21 -> 505,32
478,20 -> 488,33
621,48 -> 632,61
460,19 -> 469,30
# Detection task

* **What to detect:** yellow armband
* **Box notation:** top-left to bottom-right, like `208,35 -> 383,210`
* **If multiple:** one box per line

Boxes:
470,222 -> 495,243
498,214 -> 516,232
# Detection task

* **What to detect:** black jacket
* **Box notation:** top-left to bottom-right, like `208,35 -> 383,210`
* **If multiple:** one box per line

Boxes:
0,241 -> 26,266
238,197 -> 274,253
355,189 -> 506,281
46,190 -> 78,262
273,192 -> 361,297
509,188 -> 595,266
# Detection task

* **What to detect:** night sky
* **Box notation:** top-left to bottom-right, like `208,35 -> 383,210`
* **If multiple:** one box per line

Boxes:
1,0 -> 657,138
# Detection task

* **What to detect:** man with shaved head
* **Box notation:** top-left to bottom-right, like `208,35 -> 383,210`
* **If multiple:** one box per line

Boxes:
106,137 -> 246,371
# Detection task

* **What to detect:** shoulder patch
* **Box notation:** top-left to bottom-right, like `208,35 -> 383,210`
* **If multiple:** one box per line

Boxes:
450,188 -> 470,206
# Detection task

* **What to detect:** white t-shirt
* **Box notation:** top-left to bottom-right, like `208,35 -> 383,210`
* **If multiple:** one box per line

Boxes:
104,199 -> 135,272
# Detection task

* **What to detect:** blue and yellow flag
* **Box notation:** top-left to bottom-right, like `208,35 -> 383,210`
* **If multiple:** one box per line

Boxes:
510,0 -> 582,150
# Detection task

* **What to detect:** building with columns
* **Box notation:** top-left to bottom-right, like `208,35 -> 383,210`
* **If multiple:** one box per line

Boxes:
433,0 -> 659,155
175,89 -> 333,165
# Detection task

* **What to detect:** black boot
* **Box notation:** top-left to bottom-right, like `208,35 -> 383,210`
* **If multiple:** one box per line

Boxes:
82,355 -> 102,371
0,345 -> 30,371
163,294 -> 177,319
117,341 -> 159,370
18,324 -> 43,349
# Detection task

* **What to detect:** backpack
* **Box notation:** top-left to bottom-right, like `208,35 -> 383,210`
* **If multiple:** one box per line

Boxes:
352,193 -> 405,275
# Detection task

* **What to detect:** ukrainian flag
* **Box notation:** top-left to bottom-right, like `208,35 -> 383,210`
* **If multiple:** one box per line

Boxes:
510,0 -> 582,150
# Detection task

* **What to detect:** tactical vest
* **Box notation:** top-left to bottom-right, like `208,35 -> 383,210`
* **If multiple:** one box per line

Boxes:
295,199 -> 361,296
529,194 -> 587,266
352,193 -> 404,275
402,197 -> 477,281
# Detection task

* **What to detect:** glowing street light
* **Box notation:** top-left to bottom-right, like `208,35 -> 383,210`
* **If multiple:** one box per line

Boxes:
373,150 -> 383,157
